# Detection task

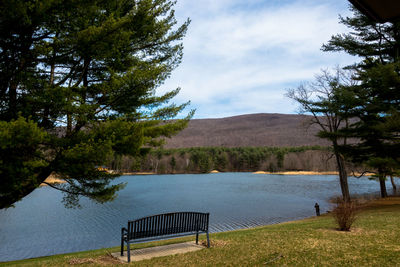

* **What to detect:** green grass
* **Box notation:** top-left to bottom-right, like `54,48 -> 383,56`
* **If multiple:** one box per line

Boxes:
2,197 -> 400,266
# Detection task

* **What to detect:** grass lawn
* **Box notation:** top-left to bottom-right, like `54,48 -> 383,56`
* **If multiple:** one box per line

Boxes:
2,197 -> 400,266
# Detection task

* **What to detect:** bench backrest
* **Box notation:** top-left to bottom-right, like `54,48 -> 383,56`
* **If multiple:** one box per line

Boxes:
127,212 -> 209,240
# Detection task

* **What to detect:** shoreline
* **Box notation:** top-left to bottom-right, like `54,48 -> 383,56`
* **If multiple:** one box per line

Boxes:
39,170 -> 375,187
252,170 -> 375,176
252,170 -> 338,175
121,170 -> 374,176
39,173 -> 66,186
122,171 -> 156,175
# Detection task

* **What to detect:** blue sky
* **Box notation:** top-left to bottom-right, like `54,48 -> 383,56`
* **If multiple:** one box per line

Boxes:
158,0 -> 357,119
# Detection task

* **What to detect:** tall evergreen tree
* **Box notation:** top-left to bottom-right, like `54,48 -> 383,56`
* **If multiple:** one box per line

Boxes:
0,0 -> 192,208
322,6 -> 400,197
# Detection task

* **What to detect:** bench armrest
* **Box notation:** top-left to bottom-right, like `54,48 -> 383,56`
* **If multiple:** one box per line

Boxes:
121,227 -> 128,237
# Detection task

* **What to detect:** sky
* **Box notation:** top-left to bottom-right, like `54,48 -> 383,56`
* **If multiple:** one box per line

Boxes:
157,0 -> 358,119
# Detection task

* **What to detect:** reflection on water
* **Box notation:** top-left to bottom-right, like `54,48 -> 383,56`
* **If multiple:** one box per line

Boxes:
0,173 -> 391,261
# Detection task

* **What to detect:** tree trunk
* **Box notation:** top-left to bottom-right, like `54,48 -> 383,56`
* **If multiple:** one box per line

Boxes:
8,80 -> 17,118
67,113 -> 72,135
379,174 -> 388,198
335,152 -> 351,202
390,175 -> 397,194
154,160 -> 158,174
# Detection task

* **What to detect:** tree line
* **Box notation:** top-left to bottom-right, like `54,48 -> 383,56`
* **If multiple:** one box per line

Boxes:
109,146 -> 334,174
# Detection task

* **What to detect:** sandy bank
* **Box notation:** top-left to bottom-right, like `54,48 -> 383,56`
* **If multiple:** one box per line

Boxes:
123,172 -> 156,175
253,171 -> 374,176
253,171 -> 338,175
40,173 -> 65,186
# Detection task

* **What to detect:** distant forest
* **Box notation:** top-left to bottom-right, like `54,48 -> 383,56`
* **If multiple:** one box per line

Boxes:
108,146 -> 339,174
106,114 -> 349,174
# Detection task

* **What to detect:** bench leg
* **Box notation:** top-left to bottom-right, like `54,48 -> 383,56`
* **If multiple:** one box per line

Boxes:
121,238 -> 124,256
127,242 -> 131,262
196,231 -> 199,244
206,231 -> 210,248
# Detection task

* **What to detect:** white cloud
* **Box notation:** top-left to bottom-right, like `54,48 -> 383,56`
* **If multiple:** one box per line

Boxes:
158,0 -> 356,118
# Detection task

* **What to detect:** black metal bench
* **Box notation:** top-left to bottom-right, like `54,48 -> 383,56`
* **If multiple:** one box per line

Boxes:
121,212 -> 210,262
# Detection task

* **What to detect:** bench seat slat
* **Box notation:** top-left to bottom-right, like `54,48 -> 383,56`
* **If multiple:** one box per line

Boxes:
124,212 -> 209,240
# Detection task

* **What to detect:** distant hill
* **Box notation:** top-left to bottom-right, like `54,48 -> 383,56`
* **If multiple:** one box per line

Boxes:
164,113 -> 330,148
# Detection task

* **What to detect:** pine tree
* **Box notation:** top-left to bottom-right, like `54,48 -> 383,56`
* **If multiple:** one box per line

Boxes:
0,0 -> 192,208
322,6 -> 400,197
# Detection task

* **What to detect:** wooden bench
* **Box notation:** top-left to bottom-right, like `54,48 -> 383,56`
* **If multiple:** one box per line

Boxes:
121,212 -> 210,262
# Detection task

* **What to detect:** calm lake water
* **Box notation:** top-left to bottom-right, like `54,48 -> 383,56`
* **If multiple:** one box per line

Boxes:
0,173 -> 392,261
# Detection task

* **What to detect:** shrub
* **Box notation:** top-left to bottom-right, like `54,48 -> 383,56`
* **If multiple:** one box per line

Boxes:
331,197 -> 360,231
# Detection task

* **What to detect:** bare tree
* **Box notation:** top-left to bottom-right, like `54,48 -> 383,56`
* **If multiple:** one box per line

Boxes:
287,68 -> 357,202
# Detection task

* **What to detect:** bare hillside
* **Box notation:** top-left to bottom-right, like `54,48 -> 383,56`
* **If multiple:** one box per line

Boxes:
164,113 -> 330,148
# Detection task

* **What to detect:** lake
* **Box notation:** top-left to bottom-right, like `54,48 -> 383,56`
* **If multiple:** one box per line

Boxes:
0,173 -> 391,261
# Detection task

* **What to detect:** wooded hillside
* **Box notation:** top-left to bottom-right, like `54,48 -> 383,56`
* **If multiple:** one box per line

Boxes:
164,113 -> 330,148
